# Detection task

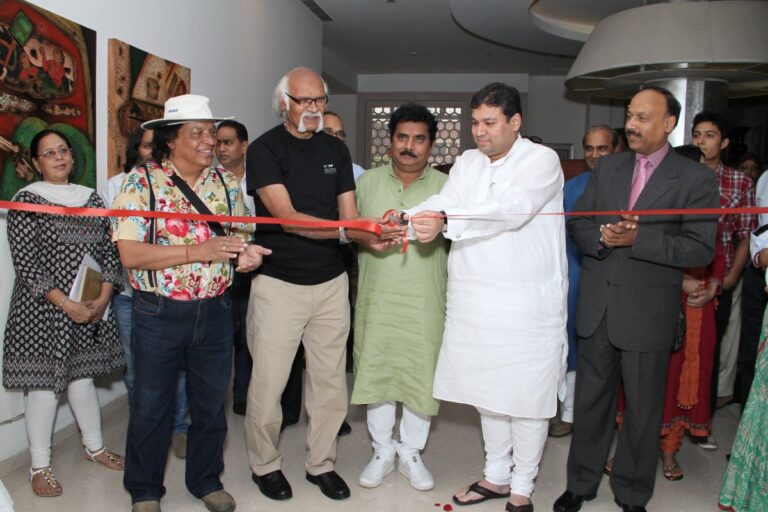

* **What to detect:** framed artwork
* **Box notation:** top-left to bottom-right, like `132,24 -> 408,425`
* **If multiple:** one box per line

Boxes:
0,0 -> 95,200
107,39 -> 190,178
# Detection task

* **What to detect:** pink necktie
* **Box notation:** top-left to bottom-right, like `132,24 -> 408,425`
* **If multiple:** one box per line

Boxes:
628,156 -> 651,210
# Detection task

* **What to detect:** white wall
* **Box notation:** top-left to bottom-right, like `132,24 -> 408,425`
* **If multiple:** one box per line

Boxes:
341,73 -> 625,160
526,76 -> 626,158
0,0 -> 322,463
327,94 -> 359,163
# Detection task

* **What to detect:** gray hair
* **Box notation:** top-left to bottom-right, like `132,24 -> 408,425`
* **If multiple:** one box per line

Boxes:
582,124 -> 619,148
271,67 -> 329,117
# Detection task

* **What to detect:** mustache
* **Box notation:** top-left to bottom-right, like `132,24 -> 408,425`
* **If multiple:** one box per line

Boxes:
399,149 -> 417,158
625,129 -> 641,138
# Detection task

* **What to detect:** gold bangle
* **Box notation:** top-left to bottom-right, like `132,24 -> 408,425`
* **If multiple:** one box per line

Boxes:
58,297 -> 69,308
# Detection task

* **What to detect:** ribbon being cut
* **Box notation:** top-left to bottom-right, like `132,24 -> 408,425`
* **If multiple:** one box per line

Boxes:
1,199 -> 764,252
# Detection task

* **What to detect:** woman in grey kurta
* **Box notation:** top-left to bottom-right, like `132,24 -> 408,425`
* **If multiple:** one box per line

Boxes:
351,103 -> 448,492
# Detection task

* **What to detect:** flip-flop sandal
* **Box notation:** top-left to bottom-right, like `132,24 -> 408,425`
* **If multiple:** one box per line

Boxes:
662,462 -> 684,481
452,481 -> 511,506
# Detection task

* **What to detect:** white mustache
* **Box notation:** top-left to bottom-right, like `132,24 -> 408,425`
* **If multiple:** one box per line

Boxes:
298,112 -> 324,133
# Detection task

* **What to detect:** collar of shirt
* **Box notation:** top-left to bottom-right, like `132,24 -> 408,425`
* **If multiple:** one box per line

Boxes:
635,142 -> 670,172
387,162 -> 428,184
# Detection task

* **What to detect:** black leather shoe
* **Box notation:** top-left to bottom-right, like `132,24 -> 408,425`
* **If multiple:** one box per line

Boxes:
251,470 -> 292,500
232,402 -> 246,416
337,421 -> 352,436
306,470 -> 351,500
614,497 -> 647,512
553,490 -> 596,512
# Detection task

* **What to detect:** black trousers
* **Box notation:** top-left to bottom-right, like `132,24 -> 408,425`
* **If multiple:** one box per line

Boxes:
737,263 -> 767,403
567,316 -> 670,507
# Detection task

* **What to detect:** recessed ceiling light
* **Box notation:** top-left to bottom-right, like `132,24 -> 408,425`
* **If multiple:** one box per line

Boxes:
409,51 -> 418,56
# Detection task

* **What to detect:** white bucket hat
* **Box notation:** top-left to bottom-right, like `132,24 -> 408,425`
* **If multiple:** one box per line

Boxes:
141,94 -> 233,129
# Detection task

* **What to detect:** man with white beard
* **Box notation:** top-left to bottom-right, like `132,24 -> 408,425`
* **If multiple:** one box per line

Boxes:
243,67 -> 394,502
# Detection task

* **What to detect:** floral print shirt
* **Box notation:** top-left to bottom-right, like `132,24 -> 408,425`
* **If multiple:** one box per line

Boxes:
111,159 -> 253,300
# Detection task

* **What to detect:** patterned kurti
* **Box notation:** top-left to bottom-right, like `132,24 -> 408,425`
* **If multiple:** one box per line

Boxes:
3,191 -> 125,393
719,307 -> 768,511
111,159 -> 253,300
351,164 -> 448,416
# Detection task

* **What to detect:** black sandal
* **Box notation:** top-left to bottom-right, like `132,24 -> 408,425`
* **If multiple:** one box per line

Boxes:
452,481 -> 511,506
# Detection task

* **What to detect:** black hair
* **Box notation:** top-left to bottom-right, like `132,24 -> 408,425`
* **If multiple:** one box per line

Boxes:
638,85 -> 682,128
692,110 -> 731,140
217,119 -> 248,142
124,127 -> 149,173
674,144 -> 703,163
735,151 -> 762,171
470,82 -> 522,121
387,103 -> 438,142
30,129 -> 75,180
151,124 -> 182,162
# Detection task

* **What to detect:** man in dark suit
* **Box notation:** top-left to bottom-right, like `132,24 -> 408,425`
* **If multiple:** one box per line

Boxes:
553,86 -> 720,512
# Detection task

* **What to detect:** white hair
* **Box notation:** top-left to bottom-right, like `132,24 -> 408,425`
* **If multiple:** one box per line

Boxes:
271,67 -> 329,118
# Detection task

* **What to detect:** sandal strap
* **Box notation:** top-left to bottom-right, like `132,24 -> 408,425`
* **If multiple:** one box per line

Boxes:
29,466 -> 60,488
468,481 -> 510,499
85,446 -> 106,458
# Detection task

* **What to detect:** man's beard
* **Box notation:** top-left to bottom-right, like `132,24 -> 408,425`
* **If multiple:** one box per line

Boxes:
298,112 -> 324,133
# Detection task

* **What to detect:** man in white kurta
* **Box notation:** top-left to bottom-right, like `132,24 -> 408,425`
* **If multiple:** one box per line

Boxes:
406,82 -> 567,511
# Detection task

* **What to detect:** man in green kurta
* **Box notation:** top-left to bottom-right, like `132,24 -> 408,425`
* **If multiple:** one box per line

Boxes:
352,103 -> 448,492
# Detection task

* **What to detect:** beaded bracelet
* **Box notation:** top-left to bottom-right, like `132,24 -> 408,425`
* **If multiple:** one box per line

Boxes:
58,297 -> 69,308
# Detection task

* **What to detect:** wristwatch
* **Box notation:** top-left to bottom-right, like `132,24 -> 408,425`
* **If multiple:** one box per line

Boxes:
440,210 -> 448,233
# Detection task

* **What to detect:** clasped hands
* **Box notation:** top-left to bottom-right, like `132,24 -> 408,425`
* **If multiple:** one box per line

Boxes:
682,274 -> 717,308
600,213 -> 640,248
64,297 -> 109,324
194,236 -> 272,272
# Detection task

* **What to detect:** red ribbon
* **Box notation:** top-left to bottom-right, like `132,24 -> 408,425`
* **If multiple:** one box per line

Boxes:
0,200 -> 383,234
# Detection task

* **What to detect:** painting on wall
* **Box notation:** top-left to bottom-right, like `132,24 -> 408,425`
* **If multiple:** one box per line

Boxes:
107,39 -> 190,178
0,0 -> 95,200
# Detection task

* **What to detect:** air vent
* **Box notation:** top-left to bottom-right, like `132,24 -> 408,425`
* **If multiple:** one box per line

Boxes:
300,0 -> 334,22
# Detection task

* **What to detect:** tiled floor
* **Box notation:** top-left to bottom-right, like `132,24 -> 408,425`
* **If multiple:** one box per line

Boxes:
1,387 -> 739,512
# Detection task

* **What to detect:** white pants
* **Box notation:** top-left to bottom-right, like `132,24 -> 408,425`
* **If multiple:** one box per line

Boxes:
560,371 -> 576,423
367,401 -> 431,456
478,407 -> 548,497
26,378 -> 103,468
719,278 -> 742,397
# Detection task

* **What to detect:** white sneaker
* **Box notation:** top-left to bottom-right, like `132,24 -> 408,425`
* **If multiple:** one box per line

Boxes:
358,452 -> 395,488
397,452 -> 434,491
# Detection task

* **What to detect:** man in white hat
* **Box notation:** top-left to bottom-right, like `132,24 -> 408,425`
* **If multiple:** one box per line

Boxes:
112,94 -> 271,512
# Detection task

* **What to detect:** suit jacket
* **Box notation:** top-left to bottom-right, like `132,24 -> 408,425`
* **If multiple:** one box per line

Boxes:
568,148 -> 720,352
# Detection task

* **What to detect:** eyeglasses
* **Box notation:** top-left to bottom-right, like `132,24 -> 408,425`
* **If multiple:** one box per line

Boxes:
323,128 -> 347,140
285,92 -> 328,108
37,146 -> 72,159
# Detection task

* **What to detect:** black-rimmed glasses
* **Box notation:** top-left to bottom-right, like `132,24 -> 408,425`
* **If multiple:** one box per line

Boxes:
285,92 -> 328,108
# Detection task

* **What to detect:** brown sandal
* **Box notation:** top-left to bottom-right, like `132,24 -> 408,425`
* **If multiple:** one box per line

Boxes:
85,447 -> 125,470
662,462 -> 684,481
29,466 -> 62,497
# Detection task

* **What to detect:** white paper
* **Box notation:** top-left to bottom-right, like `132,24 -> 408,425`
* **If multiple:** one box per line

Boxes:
69,254 -> 110,321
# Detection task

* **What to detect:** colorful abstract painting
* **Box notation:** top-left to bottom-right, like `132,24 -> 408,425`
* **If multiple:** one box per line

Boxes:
107,39 -> 190,178
0,0 -> 95,199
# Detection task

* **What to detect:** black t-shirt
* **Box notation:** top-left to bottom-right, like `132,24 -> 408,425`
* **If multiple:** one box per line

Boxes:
246,124 -> 355,285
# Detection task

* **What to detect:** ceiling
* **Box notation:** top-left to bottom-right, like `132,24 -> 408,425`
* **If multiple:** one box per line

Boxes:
313,0 -> 659,92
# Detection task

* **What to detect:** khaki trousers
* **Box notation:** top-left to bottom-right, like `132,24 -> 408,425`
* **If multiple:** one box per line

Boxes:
245,273 -> 349,476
